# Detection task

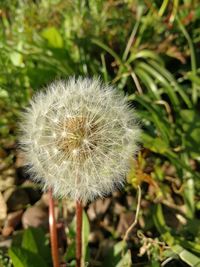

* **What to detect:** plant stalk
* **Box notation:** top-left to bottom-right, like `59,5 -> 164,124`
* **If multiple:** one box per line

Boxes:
76,200 -> 83,267
49,188 -> 59,267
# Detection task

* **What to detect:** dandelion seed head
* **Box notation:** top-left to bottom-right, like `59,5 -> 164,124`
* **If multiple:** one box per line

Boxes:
19,77 -> 140,203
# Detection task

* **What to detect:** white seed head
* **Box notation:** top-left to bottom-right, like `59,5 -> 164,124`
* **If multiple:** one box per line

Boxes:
19,77 -> 140,203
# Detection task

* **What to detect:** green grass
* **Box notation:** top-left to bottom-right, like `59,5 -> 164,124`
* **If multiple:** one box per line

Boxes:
1,0 -> 200,266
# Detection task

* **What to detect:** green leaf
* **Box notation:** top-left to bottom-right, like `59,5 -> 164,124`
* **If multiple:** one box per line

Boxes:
135,66 -> 160,100
195,5 -> 200,18
153,204 -> 174,246
22,227 -> 51,264
134,95 -> 170,143
116,250 -> 132,267
65,241 -> 76,262
183,178 -> 195,218
82,211 -> 90,263
136,61 -> 180,107
8,247 -> 47,267
128,49 -> 163,65
92,38 -> 122,65
187,72 -> 200,86
10,52 -> 23,67
142,134 -> 170,154
42,27 -> 63,48
0,88 -> 9,98
148,60 -> 192,108
172,245 -> 200,267
8,247 -> 25,267
153,204 -> 200,257
103,241 -> 132,267
179,110 -> 200,159
65,218 -> 76,261
65,211 -> 90,264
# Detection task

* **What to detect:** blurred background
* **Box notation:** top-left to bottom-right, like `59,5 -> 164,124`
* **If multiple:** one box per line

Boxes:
0,0 -> 200,266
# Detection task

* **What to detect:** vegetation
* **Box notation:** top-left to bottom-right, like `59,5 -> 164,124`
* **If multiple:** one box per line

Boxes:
0,0 -> 200,266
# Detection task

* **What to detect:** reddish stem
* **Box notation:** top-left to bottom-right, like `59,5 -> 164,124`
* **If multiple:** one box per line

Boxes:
76,200 -> 83,267
49,188 -> 59,267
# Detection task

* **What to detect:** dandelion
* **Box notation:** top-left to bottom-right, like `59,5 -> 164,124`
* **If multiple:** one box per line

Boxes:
19,77 -> 140,267
19,77 -> 140,203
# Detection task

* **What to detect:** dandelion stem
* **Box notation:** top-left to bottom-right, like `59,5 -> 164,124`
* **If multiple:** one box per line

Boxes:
76,200 -> 83,267
49,188 -> 59,267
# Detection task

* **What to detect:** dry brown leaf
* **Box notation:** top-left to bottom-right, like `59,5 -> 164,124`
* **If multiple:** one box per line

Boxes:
0,191 -> 7,226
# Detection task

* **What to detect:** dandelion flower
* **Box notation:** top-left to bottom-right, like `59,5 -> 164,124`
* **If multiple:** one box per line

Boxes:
19,77 -> 140,203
